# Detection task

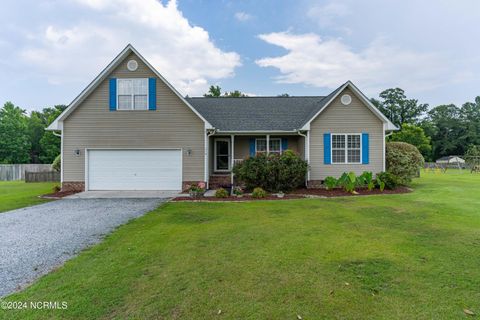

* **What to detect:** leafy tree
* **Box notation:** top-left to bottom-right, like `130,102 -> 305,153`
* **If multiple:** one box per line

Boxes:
371,88 -> 428,128
388,123 -> 432,160
278,93 -> 290,97
39,105 -> 65,164
0,102 -> 31,163
425,104 -> 463,160
224,90 -> 247,97
204,85 -> 222,97
459,97 -> 480,147
27,111 -> 46,163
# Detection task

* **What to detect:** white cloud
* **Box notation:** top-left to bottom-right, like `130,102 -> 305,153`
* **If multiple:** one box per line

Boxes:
255,31 -> 459,95
307,2 -> 351,27
234,11 -> 252,22
20,0 -> 241,95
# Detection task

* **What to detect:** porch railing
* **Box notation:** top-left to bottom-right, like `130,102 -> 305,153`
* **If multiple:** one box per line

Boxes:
233,159 -> 244,166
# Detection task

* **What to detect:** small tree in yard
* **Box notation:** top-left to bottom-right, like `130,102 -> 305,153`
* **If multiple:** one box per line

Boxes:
386,142 -> 424,185
233,150 -> 308,192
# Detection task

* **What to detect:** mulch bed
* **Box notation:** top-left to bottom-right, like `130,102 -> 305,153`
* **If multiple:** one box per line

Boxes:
173,187 -> 411,201
172,195 -> 306,202
291,186 -> 412,197
40,190 -> 80,199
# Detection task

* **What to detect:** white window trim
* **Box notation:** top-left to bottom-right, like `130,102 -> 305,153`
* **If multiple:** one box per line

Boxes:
214,138 -> 231,172
116,78 -> 149,111
331,133 -> 362,164
255,138 -> 282,154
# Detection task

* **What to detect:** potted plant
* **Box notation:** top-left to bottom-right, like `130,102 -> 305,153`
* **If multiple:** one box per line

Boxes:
189,182 -> 206,198
232,186 -> 244,198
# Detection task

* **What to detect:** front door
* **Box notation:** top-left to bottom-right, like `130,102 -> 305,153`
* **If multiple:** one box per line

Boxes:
214,138 -> 230,172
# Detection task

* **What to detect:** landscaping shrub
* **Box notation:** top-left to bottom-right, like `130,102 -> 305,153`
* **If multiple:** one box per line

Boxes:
233,150 -> 308,192
386,142 -> 424,184
376,172 -> 399,190
251,187 -> 267,198
357,171 -> 374,191
338,172 -> 356,193
232,186 -> 244,196
324,176 -> 337,190
52,154 -> 61,172
215,188 -> 229,198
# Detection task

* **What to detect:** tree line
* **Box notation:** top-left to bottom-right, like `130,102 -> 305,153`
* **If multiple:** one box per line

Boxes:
0,102 -> 65,164
371,88 -> 480,161
0,85 -> 478,164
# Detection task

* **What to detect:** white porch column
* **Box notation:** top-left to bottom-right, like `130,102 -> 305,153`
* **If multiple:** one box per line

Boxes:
266,134 -> 270,154
231,134 -> 235,185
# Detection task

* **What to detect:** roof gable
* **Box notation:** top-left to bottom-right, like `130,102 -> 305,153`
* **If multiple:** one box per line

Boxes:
47,44 -> 211,130
299,81 -> 398,131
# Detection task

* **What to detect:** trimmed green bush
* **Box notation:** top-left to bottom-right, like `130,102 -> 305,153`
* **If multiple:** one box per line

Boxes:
215,188 -> 229,198
376,171 -> 399,190
324,176 -> 337,190
233,150 -> 308,192
252,187 -> 267,198
386,142 -> 424,184
52,154 -> 61,172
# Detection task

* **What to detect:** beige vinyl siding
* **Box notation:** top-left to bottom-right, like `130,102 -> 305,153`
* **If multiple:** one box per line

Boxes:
309,88 -> 384,180
63,52 -> 205,182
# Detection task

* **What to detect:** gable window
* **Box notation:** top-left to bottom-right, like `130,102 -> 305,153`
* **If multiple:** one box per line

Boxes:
255,138 -> 281,154
117,78 -> 148,110
331,134 -> 361,164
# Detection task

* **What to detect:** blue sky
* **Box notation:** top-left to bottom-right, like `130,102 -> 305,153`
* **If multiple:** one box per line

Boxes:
1,0 -> 479,112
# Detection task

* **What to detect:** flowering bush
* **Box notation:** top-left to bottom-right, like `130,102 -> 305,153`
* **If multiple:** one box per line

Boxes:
188,182 -> 206,198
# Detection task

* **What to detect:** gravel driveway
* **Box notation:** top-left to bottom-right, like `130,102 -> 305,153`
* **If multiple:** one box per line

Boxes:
0,198 -> 166,297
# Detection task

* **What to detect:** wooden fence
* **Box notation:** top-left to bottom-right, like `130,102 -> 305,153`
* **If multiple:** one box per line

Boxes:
25,171 -> 60,183
0,164 -> 54,181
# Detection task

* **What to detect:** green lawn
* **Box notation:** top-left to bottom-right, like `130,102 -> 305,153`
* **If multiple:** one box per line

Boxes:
2,171 -> 480,319
0,181 -> 58,213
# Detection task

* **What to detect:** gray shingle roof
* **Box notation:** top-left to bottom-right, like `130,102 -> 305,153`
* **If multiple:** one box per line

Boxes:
186,96 -> 329,131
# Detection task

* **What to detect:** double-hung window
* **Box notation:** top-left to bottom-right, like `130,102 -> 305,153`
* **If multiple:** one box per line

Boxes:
331,134 -> 361,164
255,138 -> 281,154
117,78 -> 148,110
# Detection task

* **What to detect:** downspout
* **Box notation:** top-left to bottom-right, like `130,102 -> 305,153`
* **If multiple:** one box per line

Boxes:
297,130 -> 309,187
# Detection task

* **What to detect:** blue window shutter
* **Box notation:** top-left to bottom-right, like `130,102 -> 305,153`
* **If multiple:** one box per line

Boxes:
324,133 -> 331,164
282,138 -> 288,152
148,78 -> 156,110
249,138 -> 256,156
109,78 -> 117,111
362,133 -> 369,164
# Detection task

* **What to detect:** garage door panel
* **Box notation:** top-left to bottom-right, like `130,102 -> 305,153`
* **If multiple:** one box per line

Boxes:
88,150 -> 182,190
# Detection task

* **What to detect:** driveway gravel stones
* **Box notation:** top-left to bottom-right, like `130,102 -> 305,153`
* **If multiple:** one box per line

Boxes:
0,198 -> 166,297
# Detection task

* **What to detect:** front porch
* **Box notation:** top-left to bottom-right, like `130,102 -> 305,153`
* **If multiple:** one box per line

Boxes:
208,133 -> 306,189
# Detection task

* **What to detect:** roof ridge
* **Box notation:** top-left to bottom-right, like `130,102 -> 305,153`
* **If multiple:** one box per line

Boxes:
186,96 -> 326,99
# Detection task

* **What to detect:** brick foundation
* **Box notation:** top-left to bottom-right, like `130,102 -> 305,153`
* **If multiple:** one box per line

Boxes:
307,180 -> 324,189
209,175 -> 231,189
62,181 -> 85,192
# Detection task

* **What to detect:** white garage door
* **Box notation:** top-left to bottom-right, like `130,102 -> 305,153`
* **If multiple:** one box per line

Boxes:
87,149 -> 182,191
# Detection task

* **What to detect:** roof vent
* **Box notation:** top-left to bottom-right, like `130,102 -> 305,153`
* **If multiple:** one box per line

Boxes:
341,94 -> 352,105
127,59 -> 138,71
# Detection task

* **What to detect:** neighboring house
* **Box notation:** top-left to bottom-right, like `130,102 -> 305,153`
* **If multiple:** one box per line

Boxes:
47,44 -> 397,191
436,156 -> 466,168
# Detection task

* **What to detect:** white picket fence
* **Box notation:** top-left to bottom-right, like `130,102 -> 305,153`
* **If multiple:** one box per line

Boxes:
0,164 -> 53,181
